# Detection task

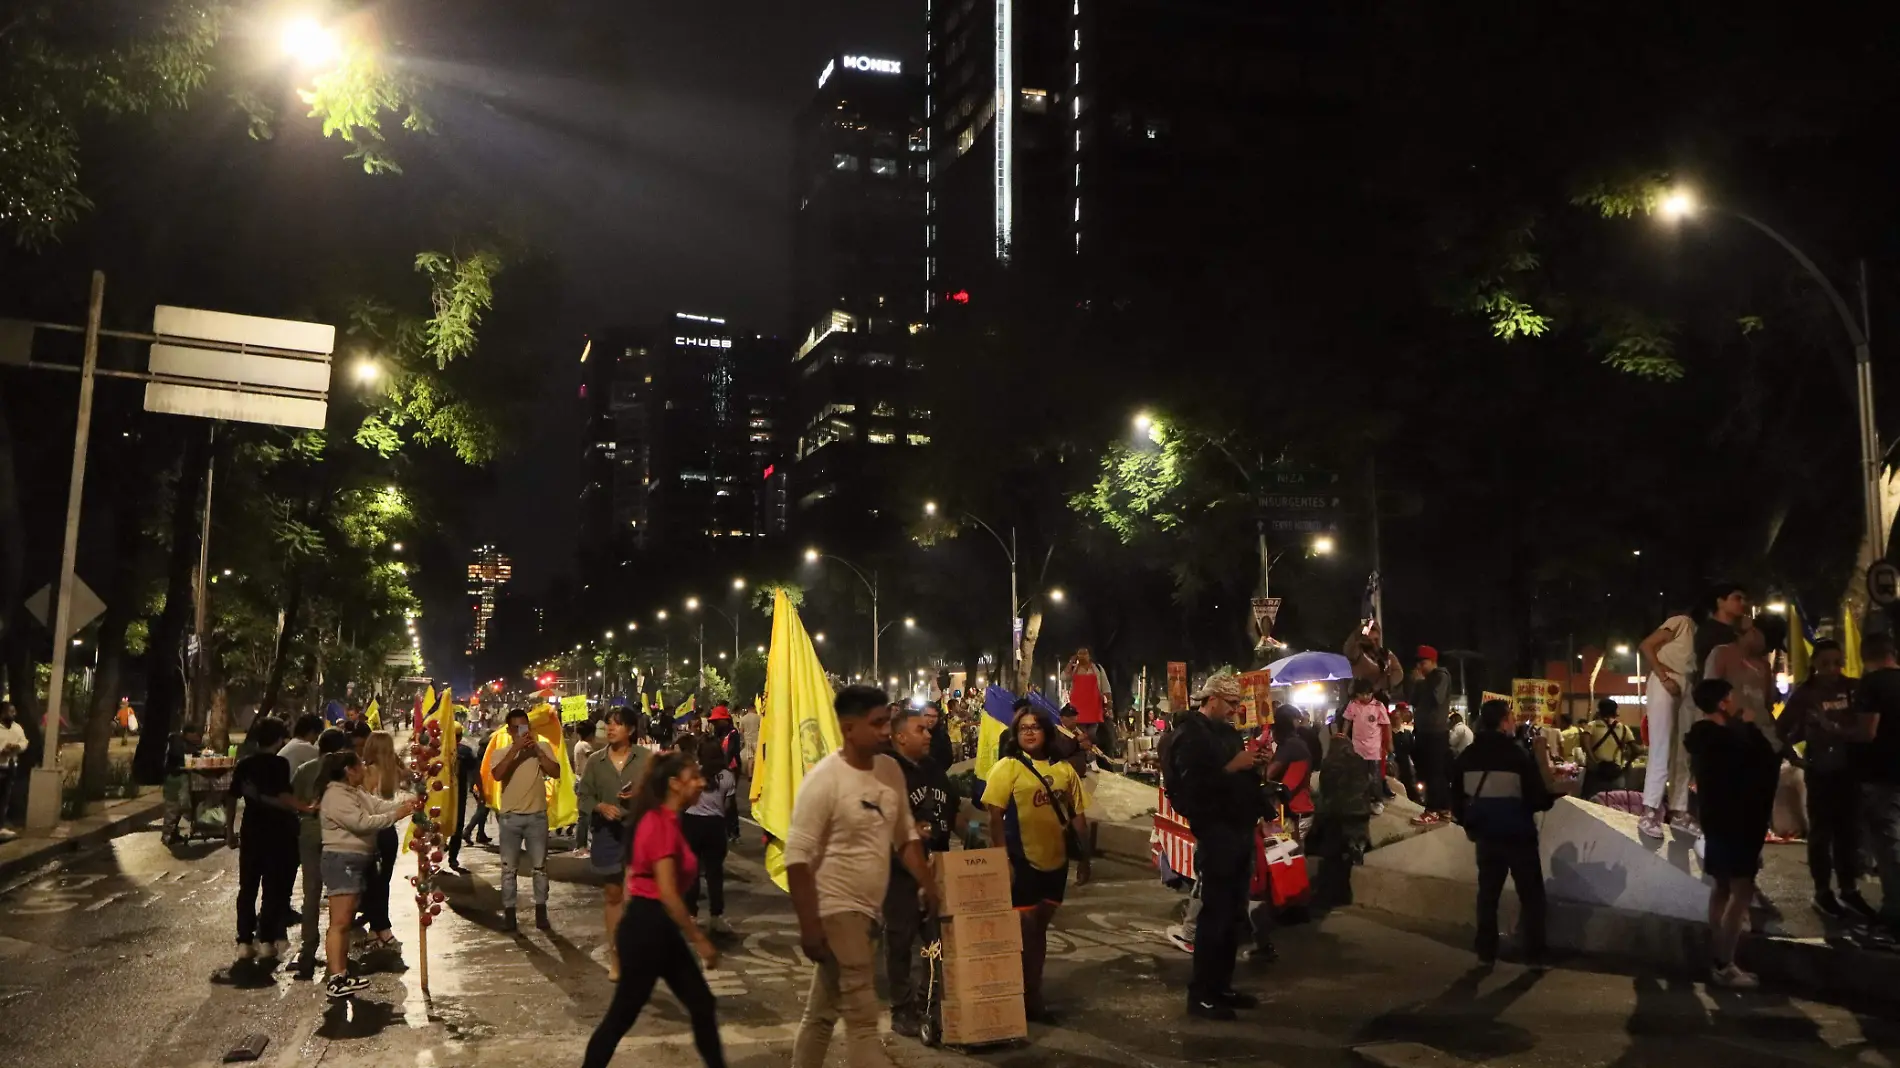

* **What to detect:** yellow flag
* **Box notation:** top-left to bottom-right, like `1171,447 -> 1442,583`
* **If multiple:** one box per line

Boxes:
1843,602 -> 1863,679
423,686 -> 437,725
405,689 -> 459,850
529,700 -> 578,830
753,589 -> 840,890
1788,603 -> 1811,685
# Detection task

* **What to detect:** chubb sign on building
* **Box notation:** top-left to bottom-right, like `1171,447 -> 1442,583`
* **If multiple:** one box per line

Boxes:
676,336 -> 732,349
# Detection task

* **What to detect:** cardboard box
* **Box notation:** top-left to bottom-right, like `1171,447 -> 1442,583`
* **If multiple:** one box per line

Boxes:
943,951 -> 1025,1000
940,912 -> 1024,959
931,847 -> 1012,915
939,993 -> 1028,1045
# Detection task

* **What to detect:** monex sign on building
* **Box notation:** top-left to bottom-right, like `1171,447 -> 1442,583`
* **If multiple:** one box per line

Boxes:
819,54 -> 904,87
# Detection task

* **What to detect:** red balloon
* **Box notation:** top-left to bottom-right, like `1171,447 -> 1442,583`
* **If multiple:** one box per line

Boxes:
420,914 -> 433,928
431,890 -> 445,903
429,849 -> 444,863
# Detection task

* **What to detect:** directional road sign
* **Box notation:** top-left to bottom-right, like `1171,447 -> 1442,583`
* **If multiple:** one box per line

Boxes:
26,576 -> 105,637
142,305 -> 335,430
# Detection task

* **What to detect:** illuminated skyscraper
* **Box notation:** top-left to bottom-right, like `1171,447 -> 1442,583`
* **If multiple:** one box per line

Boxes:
466,545 -> 512,656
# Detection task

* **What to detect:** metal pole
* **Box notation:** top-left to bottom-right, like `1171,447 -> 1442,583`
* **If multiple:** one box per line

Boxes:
27,271 -> 104,829
1369,455 -> 1385,630
1730,212 -> 1882,562
1008,528 -> 1019,692
190,425 -> 216,721
871,574 -> 880,683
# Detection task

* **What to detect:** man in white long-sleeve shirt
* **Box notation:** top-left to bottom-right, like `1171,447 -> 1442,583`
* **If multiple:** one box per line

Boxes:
786,686 -> 940,1068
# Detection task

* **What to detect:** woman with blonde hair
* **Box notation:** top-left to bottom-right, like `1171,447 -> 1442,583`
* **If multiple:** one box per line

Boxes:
358,731 -> 406,952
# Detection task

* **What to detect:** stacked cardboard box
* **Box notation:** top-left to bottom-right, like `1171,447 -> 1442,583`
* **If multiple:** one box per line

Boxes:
930,847 -> 1027,1044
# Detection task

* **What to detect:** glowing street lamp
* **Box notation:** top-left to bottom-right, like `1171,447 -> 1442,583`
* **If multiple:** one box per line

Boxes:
685,597 -> 700,610
804,547 -> 820,563
281,17 -> 340,68
1311,535 -> 1336,556
1048,588 -> 1065,603
1133,412 -> 1152,431
732,577 -> 746,590
354,359 -> 380,384
924,501 -> 938,516
604,630 -> 614,640
904,617 -> 916,628
1657,188 -> 1697,220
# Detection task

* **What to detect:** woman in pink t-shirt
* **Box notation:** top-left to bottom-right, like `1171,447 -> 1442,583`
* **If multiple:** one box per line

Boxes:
1341,677 -> 1394,814
581,751 -> 727,1068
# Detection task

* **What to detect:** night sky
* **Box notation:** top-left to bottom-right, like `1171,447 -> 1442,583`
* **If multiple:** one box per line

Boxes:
444,0 -> 919,589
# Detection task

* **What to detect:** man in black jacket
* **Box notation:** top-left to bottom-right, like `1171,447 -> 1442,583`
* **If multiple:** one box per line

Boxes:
1165,672 -> 1268,1020
885,705 -> 957,1036
1452,699 -> 1554,967
1410,646 -> 1455,824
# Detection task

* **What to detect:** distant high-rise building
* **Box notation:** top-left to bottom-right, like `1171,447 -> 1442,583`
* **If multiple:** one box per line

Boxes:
789,50 -> 930,530
926,0 -> 1288,308
466,545 -> 513,656
578,328 -> 655,575
578,315 -> 789,572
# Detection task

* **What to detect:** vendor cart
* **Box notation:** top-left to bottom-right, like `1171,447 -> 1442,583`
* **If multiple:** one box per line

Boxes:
176,757 -> 235,842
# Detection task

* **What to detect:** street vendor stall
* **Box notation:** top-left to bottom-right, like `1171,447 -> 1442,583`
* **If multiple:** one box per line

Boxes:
178,753 -> 236,842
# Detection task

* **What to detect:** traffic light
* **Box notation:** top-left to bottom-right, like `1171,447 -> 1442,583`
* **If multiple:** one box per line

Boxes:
536,672 -> 556,688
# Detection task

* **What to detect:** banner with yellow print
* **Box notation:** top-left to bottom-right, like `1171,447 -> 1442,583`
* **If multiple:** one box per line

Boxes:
752,589 -> 840,890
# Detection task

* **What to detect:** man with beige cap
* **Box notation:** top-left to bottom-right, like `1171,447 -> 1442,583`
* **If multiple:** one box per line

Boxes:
1162,671 -> 1270,1020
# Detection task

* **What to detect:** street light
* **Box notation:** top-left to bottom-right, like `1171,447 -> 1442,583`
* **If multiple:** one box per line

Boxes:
918,503 -> 1024,688
1656,187 -> 1883,561
655,610 -> 668,621
391,542 -> 403,552
685,597 -> 700,610
805,549 -> 883,678
354,359 -> 380,384
281,17 -> 340,67
1133,412 -> 1153,431
814,633 -> 825,644
733,577 -> 746,590
1048,588 -> 1065,603
1312,535 -> 1336,556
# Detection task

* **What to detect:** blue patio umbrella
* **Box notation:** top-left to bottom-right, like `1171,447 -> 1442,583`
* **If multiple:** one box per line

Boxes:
1264,651 -> 1354,686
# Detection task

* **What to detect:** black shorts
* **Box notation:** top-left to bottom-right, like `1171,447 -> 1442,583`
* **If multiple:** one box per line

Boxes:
1010,859 -> 1068,908
1702,833 -> 1764,880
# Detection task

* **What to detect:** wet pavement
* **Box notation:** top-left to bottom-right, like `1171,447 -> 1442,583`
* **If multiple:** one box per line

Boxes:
3,819 -> 1898,1068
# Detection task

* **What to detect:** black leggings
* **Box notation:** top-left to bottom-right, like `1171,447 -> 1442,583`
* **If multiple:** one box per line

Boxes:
681,813 -> 728,917
581,898 -> 726,1068
359,826 -> 399,931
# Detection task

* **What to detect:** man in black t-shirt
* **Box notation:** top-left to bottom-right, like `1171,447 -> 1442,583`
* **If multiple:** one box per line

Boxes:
1852,632 -> 1900,935
223,718 -> 308,963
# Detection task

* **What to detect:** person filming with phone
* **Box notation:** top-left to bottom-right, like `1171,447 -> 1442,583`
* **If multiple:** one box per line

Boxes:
490,707 -> 561,932
1163,672 -> 1270,1021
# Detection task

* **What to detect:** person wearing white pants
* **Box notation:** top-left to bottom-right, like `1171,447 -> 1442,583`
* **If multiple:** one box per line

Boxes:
1638,613 -> 1698,839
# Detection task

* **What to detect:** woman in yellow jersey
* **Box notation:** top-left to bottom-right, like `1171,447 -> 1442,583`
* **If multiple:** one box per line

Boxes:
982,701 -> 1090,1022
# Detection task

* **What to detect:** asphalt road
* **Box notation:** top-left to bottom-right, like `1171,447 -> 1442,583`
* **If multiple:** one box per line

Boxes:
3,821 -> 1896,1068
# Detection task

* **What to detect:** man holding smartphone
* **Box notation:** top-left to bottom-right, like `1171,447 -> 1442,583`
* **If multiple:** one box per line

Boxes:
490,707 -> 561,932
1164,672 -> 1269,1020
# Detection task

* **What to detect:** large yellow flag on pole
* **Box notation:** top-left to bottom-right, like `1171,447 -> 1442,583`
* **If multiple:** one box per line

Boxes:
752,589 -> 840,891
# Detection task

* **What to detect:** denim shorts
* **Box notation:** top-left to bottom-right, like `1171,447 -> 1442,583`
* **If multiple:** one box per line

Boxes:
320,850 -> 371,898
590,821 -> 627,881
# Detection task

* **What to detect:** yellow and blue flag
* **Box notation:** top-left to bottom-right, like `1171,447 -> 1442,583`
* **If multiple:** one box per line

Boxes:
976,685 -> 1016,778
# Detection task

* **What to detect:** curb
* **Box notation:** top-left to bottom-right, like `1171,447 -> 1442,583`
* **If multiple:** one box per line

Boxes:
0,795 -> 167,886
1345,859 -> 1900,1007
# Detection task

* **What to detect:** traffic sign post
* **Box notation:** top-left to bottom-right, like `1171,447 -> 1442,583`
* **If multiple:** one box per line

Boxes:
3,272 -> 334,830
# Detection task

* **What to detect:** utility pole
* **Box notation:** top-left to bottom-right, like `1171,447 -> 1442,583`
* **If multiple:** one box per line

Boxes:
27,272 -> 104,829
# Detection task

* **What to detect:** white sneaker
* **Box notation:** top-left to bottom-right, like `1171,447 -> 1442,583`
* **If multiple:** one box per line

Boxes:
1638,808 -> 1664,839
1710,963 -> 1759,989
1370,801 -> 1386,816
710,916 -> 733,935
269,939 -> 291,959
236,941 -> 257,960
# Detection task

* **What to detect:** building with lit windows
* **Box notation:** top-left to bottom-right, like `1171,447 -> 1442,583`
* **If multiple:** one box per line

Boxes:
579,316 -> 788,571
925,0 -> 1289,311
790,50 -> 930,533
466,545 -> 513,655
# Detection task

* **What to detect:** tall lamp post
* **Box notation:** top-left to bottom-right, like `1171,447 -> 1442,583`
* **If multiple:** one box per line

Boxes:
686,578 -> 746,679
1659,190 -> 1884,561
923,501 -> 1028,688
805,549 -> 881,680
